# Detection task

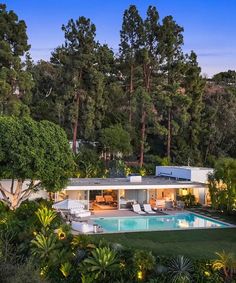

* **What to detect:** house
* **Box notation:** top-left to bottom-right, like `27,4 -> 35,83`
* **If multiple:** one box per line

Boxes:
56,166 -> 213,210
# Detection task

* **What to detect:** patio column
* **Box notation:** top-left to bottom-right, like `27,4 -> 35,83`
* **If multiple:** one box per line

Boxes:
146,189 -> 150,204
87,190 -> 90,210
118,189 -> 120,210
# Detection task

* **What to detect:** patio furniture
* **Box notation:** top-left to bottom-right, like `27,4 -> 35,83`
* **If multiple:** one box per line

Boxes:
71,221 -> 94,233
104,195 -> 114,204
70,207 -> 91,218
165,200 -> 174,210
143,204 -> 156,214
132,204 -> 146,215
156,200 -> 166,211
95,195 -> 105,203
149,198 -> 157,210
176,200 -> 185,210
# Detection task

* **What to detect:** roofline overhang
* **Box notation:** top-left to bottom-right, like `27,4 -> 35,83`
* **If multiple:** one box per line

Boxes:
65,183 -> 207,191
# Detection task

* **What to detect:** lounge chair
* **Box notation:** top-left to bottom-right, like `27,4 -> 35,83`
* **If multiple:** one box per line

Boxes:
143,204 -> 156,214
70,207 -> 91,218
132,204 -> 146,215
156,200 -> 165,211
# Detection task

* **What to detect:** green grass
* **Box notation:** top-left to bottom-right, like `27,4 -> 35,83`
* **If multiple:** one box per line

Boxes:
93,228 -> 236,259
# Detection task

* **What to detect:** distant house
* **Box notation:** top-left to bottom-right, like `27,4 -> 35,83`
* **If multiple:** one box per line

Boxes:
69,139 -> 99,153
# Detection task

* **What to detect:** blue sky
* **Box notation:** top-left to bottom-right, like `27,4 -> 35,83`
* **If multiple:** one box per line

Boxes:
4,0 -> 236,76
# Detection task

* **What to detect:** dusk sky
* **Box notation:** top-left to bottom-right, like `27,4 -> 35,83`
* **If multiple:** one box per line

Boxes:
4,0 -> 236,77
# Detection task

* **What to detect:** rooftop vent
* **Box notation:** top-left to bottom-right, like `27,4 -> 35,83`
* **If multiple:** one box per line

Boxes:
128,175 -> 142,183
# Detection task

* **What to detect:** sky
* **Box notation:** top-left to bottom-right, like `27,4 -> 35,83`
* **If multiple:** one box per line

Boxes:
4,0 -> 236,77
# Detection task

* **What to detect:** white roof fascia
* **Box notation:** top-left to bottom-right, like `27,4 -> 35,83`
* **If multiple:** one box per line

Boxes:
65,183 -> 206,191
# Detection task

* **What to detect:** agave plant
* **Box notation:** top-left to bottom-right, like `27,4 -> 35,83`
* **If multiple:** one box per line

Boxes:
212,250 -> 236,280
82,246 -> 119,280
168,255 -> 193,283
35,206 -> 57,230
31,232 -> 57,261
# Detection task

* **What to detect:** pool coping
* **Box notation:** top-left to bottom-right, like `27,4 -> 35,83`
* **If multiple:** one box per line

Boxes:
88,211 -> 235,234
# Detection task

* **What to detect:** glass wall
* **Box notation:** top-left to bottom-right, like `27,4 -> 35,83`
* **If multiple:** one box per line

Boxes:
119,189 -> 147,209
149,189 -> 176,201
65,190 -> 89,209
90,190 -> 118,210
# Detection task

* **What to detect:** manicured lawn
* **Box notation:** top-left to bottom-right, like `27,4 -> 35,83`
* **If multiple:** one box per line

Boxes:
93,228 -> 236,259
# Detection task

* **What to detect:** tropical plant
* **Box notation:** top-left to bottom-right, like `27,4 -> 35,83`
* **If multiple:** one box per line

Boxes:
31,233 -> 57,261
133,250 -> 156,281
167,255 -> 193,283
60,262 -> 72,278
212,251 -> 236,281
71,234 -> 95,249
35,206 -> 57,230
81,273 -> 96,283
82,247 -> 120,281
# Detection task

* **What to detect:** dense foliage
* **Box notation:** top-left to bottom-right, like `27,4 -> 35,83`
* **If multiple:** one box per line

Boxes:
0,4 -> 234,167
208,158 -> 236,214
0,116 -> 74,209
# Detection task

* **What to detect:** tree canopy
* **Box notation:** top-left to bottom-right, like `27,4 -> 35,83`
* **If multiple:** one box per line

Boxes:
0,116 -> 74,209
0,4 -> 33,116
0,3 -> 235,171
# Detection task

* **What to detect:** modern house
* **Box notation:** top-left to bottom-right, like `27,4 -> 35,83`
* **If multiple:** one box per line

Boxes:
56,166 -> 213,210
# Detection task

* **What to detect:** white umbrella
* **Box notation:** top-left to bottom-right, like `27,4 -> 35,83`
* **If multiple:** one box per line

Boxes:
52,199 -> 84,210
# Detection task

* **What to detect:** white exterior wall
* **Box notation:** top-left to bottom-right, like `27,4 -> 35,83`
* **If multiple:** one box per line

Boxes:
156,166 -> 213,184
191,169 -> 213,183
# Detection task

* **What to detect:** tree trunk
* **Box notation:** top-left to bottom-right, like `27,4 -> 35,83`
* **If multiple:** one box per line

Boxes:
129,64 -> 134,124
72,93 -> 80,154
0,180 -> 40,210
139,63 -> 151,167
139,108 -> 146,167
167,107 -> 171,160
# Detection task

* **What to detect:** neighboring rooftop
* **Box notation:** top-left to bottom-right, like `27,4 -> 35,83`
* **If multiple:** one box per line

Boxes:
157,166 -> 213,170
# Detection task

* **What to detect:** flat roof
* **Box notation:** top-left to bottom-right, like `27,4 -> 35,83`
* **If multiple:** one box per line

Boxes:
156,166 -> 213,171
66,177 -> 206,191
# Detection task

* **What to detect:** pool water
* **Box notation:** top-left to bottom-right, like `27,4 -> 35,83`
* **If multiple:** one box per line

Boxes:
92,213 -> 229,233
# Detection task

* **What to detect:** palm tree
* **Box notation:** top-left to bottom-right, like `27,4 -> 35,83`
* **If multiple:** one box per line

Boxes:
167,255 -> 193,283
82,247 -> 119,280
213,251 -> 236,280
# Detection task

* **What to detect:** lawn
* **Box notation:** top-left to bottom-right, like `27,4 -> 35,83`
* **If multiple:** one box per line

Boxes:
93,228 -> 236,259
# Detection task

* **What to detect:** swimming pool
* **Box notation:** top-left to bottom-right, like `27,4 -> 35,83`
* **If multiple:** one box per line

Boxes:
92,213 -> 229,233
